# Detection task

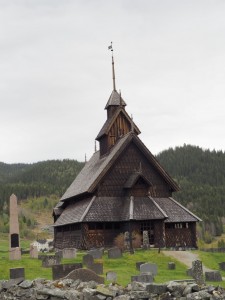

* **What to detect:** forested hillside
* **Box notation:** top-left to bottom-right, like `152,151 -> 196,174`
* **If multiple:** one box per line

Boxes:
0,159 -> 84,211
157,144 -> 225,241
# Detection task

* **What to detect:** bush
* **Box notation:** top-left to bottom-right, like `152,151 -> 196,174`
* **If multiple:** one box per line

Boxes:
218,239 -> 225,248
114,231 -> 142,251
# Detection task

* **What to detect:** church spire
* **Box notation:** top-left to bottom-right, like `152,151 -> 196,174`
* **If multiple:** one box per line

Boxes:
108,42 -> 116,91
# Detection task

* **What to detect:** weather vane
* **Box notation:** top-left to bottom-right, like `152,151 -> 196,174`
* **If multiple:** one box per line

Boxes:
108,41 -> 113,53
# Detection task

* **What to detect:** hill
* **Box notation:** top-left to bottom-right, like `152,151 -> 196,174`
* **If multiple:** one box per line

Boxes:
156,144 -> 225,241
0,159 -> 84,237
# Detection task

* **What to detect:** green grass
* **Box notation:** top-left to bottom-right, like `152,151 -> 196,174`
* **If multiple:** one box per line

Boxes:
1,234 -> 225,287
197,250 -> 225,273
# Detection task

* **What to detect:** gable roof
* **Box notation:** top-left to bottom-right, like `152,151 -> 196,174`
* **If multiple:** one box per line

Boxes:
105,90 -> 126,109
96,107 -> 141,140
60,132 -> 179,202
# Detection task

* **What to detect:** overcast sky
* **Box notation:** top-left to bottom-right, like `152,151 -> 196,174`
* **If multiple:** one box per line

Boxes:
1,0 -> 225,164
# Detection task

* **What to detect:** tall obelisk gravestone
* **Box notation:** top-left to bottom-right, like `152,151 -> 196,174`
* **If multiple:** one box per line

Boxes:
9,194 -> 21,260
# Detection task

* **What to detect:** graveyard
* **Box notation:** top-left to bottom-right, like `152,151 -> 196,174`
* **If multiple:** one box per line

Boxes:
1,233 -> 225,288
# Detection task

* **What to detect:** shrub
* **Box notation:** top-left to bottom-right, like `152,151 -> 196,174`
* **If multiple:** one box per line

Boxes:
114,231 -> 142,251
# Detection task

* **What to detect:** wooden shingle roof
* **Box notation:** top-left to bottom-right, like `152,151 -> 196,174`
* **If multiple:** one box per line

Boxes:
153,197 -> 202,222
105,90 -> 126,109
60,132 -> 180,202
54,195 -> 200,227
54,196 -> 167,226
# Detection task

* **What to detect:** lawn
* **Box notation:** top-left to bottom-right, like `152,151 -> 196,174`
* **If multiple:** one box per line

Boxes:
1,234 -> 225,287
0,234 -> 192,285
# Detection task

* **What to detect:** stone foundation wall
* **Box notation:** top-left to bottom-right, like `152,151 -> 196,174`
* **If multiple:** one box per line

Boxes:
1,278 -> 225,300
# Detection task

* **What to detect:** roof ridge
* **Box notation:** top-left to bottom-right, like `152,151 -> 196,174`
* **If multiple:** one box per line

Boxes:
80,196 -> 96,222
129,196 -> 134,220
148,196 -> 168,218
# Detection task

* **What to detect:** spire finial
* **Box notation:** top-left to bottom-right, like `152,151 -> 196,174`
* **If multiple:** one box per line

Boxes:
108,41 -> 116,91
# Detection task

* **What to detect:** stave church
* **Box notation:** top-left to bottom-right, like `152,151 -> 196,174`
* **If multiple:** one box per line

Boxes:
53,49 -> 201,250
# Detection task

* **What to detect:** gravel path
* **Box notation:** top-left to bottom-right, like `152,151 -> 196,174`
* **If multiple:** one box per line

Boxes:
162,250 -> 213,272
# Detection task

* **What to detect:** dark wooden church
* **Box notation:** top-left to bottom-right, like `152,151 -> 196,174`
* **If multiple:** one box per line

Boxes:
53,51 -> 201,250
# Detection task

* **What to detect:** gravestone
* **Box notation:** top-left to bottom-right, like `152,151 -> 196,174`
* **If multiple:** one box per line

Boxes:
124,231 -> 130,250
131,274 -> 154,283
62,248 -> 76,259
205,271 -> 222,282
108,247 -> 122,259
30,245 -> 38,258
168,262 -> 176,270
140,263 -> 158,276
9,194 -> 21,260
142,231 -> 150,249
55,250 -> 63,259
83,254 -> 94,266
64,268 -> 104,284
38,254 -> 46,260
106,271 -> 117,283
10,268 -> 25,280
88,249 -> 103,259
9,248 -> 21,260
192,260 -> 204,285
42,255 -> 61,267
88,262 -> 103,275
219,262 -> 225,270
52,263 -> 83,280
136,261 -> 145,271
186,268 -> 193,277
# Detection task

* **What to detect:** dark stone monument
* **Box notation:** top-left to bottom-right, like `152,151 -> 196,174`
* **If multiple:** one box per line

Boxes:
108,247 -> 122,259
10,268 -> 25,280
83,254 -> 94,266
52,263 -> 83,280
205,271 -> 222,282
219,262 -> 225,270
192,260 -> 204,285
64,268 -> 104,284
168,262 -> 176,270
88,262 -> 103,275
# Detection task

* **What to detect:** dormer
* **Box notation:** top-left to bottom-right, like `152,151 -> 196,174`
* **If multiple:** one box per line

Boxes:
124,172 -> 155,197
